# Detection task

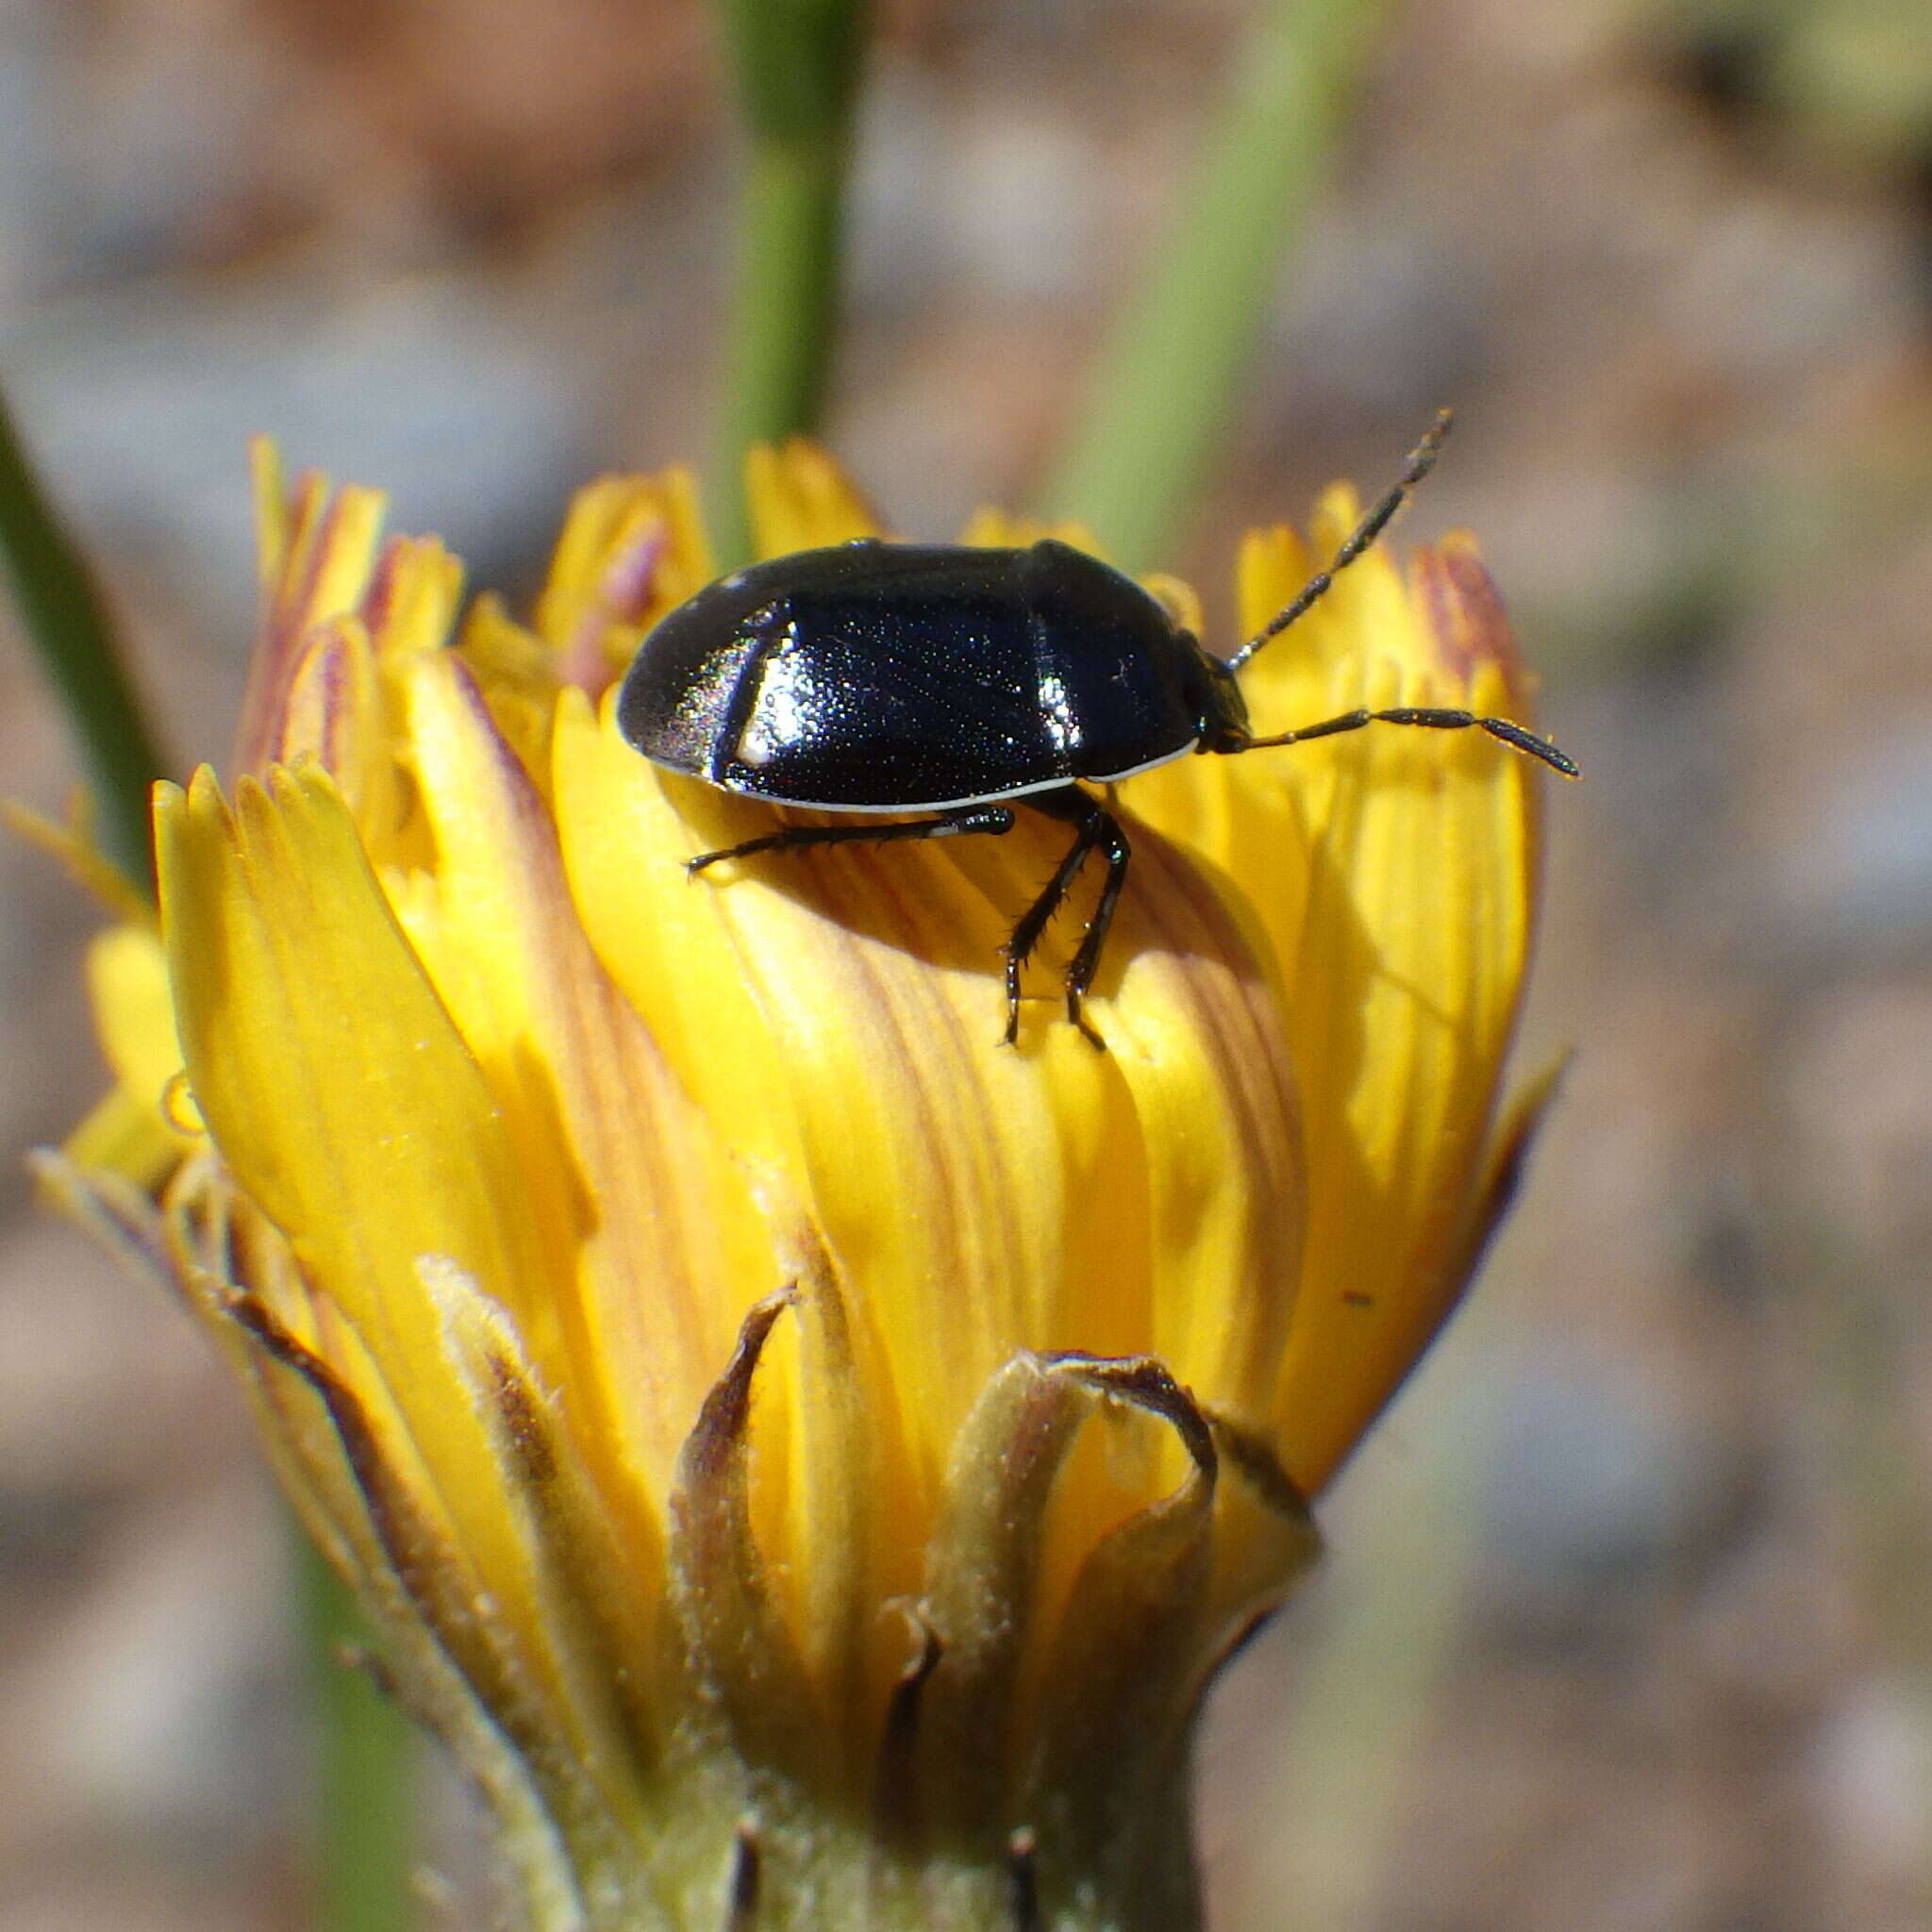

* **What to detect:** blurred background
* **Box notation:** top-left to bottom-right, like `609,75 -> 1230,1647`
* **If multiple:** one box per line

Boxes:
2,0 -> 1930,1926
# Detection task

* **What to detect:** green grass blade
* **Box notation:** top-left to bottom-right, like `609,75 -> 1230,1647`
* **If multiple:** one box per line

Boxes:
0,385 -> 167,891
1043,0 -> 1389,570
298,1533 -> 421,1932
709,0 -> 869,566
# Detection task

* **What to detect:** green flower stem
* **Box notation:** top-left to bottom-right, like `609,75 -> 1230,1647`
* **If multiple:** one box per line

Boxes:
298,1534 -> 419,1932
709,0 -> 868,568
1043,0 -> 1388,571
713,129 -> 852,562
0,385 -> 166,891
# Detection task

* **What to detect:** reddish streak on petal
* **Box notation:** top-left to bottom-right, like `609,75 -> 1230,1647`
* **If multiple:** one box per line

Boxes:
237,483 -> 372,775
558,519 -> 666,696
276,626 -> 356,775
359,536 -> 409,641
1412,539 -> 1527,707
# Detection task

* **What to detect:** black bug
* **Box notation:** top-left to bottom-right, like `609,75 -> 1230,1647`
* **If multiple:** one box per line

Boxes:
616,413 -> 1577,1048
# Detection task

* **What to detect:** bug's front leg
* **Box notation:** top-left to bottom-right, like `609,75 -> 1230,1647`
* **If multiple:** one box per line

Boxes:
688,805 -> 1016,874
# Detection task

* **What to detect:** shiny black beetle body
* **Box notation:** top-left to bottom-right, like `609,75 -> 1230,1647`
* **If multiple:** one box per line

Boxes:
616,538 -> 1249,809
615,417 -> 1576,1047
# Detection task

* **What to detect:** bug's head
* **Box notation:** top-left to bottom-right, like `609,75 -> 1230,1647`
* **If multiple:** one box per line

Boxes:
1188,643 -> 1251,754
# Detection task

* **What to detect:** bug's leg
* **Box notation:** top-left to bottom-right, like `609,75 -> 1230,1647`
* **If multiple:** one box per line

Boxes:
1012,793 -> 1129,1051
688,804 -> 1015,874
1003,789 -> 1113,1050
1235,706 -> 1579,776
1061,808 -> 1130,1051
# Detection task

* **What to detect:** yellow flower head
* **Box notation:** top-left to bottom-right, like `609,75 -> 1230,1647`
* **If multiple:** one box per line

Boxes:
44,439 -> 1559,1932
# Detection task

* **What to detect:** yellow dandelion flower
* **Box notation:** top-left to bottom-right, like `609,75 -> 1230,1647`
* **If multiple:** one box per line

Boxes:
42,435 -> 1561,1932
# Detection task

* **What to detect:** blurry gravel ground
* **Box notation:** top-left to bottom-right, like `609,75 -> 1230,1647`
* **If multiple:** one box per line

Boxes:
2,1 -> 1930,1927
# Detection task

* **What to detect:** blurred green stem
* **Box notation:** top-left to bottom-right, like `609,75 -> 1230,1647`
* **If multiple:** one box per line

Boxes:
1044,0 -> 1387,569
1250,1377 -> 1491,1930
0,385 -> 165,891
299,1534 -> 419,1932
710,0 -> 868,567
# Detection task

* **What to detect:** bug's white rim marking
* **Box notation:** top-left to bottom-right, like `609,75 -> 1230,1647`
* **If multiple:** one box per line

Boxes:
694,741 -> 1193,813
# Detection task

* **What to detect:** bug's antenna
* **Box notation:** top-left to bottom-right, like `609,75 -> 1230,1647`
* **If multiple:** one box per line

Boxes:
1225,409 -> 1453,675
1239,704 -> 1579,776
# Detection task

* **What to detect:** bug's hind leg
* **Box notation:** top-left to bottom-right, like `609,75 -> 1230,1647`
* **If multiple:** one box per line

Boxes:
1004,789 -> 1125,1052
688,804 -> 1016,874
1061,810 -> 1130,1048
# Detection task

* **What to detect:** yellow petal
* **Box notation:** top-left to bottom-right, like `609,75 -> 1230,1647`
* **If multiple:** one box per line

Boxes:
1096,825 -> 1305,1426
1123,512 -> 1546,1493
452,592 -> 570,794
534,468 -> 712,690
267,617 -> 402,841
553,691 -> 1105,1499
1,793 -> 155,928
399,653 -> 773,1503
155,764 -> 581,1615
237,457 -> 387,774
1220,505 -> 1438,767
1267,666 -> 1541,1491
554,691 -> 1305,1491
59,924 -> 188,1188
364,531 -> 465,666
87,923 -> 184,1113
747,440 -> 879,558
158,770 -> 678,1849
247,436 -> 298,596
60,1088 -> 176,1192
958,508 -> 1104,555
